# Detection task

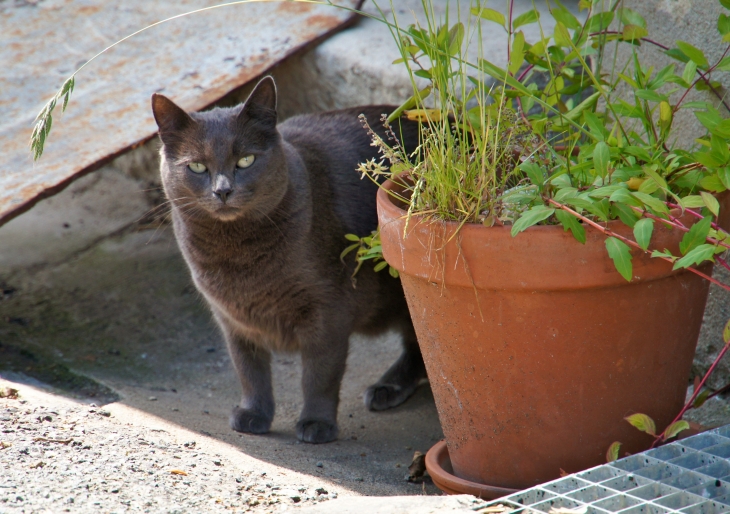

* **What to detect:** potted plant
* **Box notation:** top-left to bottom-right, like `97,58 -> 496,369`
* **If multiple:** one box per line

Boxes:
358,0 -> 730,496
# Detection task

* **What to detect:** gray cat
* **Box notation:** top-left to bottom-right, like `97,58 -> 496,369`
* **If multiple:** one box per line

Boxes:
151,76 -> 426,443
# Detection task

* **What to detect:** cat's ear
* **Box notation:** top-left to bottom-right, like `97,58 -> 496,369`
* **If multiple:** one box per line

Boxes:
238,76 -> 277,129
151,94 -> 194,134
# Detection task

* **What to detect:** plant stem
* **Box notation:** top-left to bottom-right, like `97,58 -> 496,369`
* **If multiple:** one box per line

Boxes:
666,203 -> 725,232
629,207 -> 730,251
548,199 -> 730,291
650,340 -> 730,449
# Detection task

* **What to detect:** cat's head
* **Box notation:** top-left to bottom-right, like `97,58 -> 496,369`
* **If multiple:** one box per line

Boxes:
151,76 -> 287,222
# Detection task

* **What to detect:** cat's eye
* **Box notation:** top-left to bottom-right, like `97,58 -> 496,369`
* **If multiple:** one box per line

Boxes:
237,155 -> 255,169
188,162 -> 207,173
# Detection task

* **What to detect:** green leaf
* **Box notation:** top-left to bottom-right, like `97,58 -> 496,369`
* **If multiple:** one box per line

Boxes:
679,216 -> 712,255
586,11 -> 614,33
373,261 -> 388,272
693,389 -> 711,408
594,141 -> 610,179
644,165 -> 669,191
606,237 -> 633,281
606,442 -> 622,463
448,22 -> 465,56
511,206 -> 555,237
648,64 -> 676,89
663,420 -> 690,441
566,197 -> 609,221
513,9 -> 539,29
584,111 -> 608,140
652,249 -> 676,260
720,13 -> 730,35
625,146 -> 652,162
610,189 -> 643,207
509,31 -> 526,75
639,177 -> 660,195
666,47 -> 690,64
634,218 -> 654,251
589,184 -> 624,199
552,6 -> 581,30
618,7 -> 647,28
676,41 -> 708,67
683,60 -> 698,85
701,191 -> 721,217
625,413 -> 656,436
717,56 -> 730,72
555,187 -> 578,200
345,233 -> 361,242
554,21 -> 573,48
520,161 -> 546,188
471,7 -> 506,28
340,243 -> 359,262
622,24 -> 648,41
388,266 -> 399,278
631,192 -> 670,216
711,134 -> 730,165
723,0 -> 730,10
612,202 -> 641,227
700,174 -> 728,193
673,244 -> 719,270
636,89 -> 668,102
724,318 -> 730,343
555,209 -> 586,244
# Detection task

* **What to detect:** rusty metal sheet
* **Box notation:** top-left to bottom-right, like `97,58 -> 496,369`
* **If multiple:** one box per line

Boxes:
0,0 -> 361,226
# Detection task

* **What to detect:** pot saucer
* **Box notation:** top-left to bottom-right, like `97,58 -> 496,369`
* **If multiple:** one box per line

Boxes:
425,440 -> 519,499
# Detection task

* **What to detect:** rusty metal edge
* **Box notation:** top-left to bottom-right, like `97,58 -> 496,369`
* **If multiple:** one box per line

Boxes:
0,1 -> 364,229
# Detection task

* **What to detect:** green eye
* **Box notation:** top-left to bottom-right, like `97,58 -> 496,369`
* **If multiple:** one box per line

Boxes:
188,162 -> 207,173
237,155 -> 255,169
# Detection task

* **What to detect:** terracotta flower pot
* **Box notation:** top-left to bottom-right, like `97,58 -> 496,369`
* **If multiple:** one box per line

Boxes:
377,179 -> 722,491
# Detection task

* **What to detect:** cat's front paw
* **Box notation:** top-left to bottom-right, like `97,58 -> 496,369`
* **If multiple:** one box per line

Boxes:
364,383 -> 413,411
230,407 -> 271,434
296,419 -> 338,444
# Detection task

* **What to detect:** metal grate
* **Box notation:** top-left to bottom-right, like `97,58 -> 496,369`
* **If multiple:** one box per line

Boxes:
481,427 -> 730,514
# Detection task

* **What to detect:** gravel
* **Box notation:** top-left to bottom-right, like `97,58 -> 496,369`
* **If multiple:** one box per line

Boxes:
0,382 -> 344,513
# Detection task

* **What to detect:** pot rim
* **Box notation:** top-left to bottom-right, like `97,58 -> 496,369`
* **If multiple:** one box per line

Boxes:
376,177 -> 712,291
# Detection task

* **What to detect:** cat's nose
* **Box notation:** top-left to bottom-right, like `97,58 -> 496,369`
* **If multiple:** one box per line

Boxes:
213,186 -> 233,203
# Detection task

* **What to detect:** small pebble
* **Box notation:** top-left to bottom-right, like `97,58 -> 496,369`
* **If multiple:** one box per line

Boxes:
148,396 -> 157,401
316,462 -> 323,468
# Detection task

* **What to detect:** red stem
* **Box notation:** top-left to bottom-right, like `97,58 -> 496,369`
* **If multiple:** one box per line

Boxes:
548,199 -> 730,291
650,342 -> 730,448
631,207 -> 730,251
666,203 -> 724,231
718,255 -> 730,273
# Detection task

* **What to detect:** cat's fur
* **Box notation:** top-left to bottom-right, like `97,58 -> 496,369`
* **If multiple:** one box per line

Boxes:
151,76 -> 426,443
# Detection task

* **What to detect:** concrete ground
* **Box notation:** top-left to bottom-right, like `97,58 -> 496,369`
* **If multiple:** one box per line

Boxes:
2,0 -> 730,511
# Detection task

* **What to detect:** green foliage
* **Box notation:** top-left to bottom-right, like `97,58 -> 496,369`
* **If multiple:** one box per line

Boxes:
625,413 -> 656,436
366,0 -> 730,282
341,230 -> 399,283
605,237 -> 633,281
30,76 -> 74,161
663,420 -> 690,441
606,441 -> 621,463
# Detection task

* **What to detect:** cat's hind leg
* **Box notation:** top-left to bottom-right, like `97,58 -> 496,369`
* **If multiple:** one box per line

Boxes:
365,320 -> 427,411
223,327 -> 275,434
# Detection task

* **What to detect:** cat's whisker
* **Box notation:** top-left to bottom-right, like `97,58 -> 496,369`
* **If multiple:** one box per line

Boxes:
252,207 -> 285,239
